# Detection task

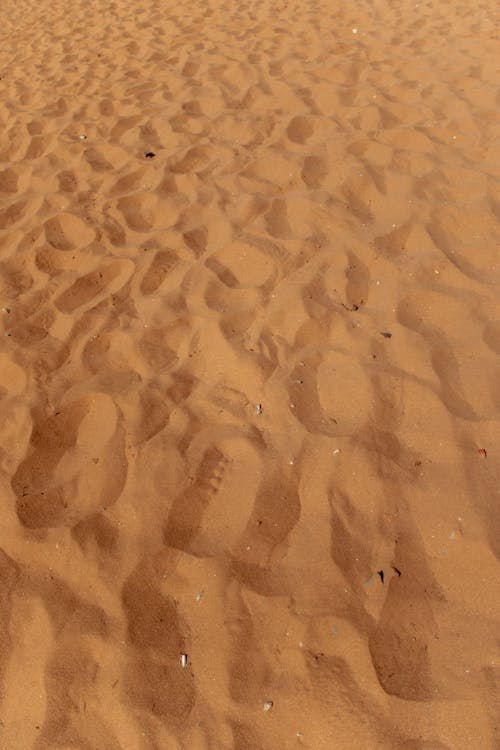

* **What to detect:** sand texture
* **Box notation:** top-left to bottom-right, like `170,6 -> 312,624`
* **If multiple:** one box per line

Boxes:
0,0 -> 499,747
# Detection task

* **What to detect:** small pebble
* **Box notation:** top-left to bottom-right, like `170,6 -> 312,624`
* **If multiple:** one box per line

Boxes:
263,701 -> 273,711
144,151 -> 156,158
79,134 -> 87,140
256,403 -> 263,415
180,653 -> 188,668
380,331 -> 392,339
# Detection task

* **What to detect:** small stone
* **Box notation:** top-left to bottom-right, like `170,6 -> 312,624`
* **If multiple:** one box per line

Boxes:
180,653 -> 188,668
144,151 -> 156,158
79,134 -> 87,140
263,701 -> 273,711
256,403 -> 263,415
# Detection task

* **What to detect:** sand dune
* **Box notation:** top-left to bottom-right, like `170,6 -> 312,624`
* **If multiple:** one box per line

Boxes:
0,0 -> 499,746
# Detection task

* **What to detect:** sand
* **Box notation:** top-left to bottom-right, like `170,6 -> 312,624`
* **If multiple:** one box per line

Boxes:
0,0 -> 499,747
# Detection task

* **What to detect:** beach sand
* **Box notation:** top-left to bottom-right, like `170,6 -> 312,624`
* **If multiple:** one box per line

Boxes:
0,0 -> 499,747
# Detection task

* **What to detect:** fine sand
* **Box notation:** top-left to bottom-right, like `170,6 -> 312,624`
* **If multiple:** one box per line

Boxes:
0,0 -> 499,747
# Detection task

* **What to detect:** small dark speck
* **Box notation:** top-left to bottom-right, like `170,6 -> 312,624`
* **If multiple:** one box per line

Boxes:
377,569 -> 385,583
392,566 -> 402,577
144,151 -> 156,158
380,331 -> 392,339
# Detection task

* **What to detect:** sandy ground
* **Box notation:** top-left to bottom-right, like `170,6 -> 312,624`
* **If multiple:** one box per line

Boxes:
0,0 -> 499,747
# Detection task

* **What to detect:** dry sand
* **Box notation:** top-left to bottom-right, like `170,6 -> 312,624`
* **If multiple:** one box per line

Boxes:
0,0 -> 499,747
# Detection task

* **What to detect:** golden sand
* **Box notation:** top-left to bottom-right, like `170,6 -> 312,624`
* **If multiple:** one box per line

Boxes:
0,0 -> 499,747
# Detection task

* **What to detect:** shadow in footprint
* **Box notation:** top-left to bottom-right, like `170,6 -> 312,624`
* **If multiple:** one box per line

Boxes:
368,526 -> 444,701
121,556 -> 195,724
12,393 -> 126,529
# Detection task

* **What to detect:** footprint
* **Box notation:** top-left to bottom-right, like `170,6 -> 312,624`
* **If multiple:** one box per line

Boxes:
140,248 -> 179,294
55,259 -> 135,314
288,351 -> 373,437
328,488 -> 374,588
109,167 -> 149,197
122,555 -> 195,723
25,134 -> 53,160
232,458 -> 301,565
44,212 -> 95,250
0,352 -> 27,397
170,145 -> 215,174
287,115 -> 314,144
102,213 -> 127,246
231,722 -> 271,750
345,251 -> 370,309
205,237 -> 277,290
0,550 -> 19,686
183,225 -> 208,257
136,325 -> 180,373
72,513 -> 119,557
301,154 -> 328,188
163,433 -> 262,558
397,294 -> 478,420
85,145 -> 129,172
118,193 -> 159,231
400,741 -> 452,750
368,525 -> 443,701
341,178 -> 374,224
0,165 -> 31,194
427,206 -> 500,284
57,169 -> 78,192
264,198 -> 291,238
0,200 -> 31,230
227,591 -> 271,706
12,393 -> 126,528
29,575 -> 114,748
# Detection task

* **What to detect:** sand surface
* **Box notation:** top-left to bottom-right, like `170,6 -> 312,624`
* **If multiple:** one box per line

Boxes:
0,0 -> 499,747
